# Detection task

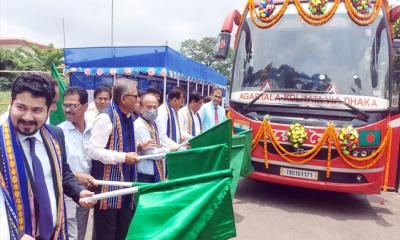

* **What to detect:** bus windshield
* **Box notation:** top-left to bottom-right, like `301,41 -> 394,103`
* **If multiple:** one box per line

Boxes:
232,10 -> 390,100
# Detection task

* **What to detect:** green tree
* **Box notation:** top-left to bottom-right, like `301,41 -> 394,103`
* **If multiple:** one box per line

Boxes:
0,44 -> 63,90
180,37 -> 234,82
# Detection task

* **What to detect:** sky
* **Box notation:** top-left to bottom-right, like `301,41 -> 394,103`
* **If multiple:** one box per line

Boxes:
0,0 -> 244,50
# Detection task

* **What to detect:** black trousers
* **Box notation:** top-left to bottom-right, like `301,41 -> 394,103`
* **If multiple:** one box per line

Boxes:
92,207 -> 135,240
137,173 -> 156,183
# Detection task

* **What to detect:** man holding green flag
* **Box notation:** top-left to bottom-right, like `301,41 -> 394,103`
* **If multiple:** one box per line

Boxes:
50,63 -> 66,125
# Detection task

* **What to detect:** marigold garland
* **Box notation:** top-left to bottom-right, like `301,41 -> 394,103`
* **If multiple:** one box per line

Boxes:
245,0 -> 383,28
294,0 -> 340,26
250,120 -> 392,190
248,0 -> 290,28
344,0 -> 382,25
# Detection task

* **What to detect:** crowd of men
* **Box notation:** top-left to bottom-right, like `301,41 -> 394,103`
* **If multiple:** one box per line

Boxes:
0,73 -> 226,240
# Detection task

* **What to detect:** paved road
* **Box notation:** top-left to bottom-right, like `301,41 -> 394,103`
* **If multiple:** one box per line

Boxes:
233,178 -> 400,240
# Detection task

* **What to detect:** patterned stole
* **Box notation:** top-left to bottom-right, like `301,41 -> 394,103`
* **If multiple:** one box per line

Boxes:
196,112 -> 203,134
100,102 -> 136,210
186,107 -> 195,136
140,118 -> 165,182
165,101 -> 181,143
0,118 -> 67,239
0,171 -> 19,239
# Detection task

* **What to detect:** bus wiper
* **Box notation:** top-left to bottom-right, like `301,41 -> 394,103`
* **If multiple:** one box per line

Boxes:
275,96 -> 370,121
244,85 -> 270,112
243,88 -> 330,112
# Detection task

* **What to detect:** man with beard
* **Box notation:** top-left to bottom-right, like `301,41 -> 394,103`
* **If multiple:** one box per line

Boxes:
59,86 -> 96,240
0,73 -> 95,240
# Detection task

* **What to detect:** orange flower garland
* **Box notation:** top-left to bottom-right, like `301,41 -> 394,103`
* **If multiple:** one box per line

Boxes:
250,120 -> 393,190
248,0 -> 290,28
245,0 -> 383,28
344,0 -> 383,26
294,0 -> 340,26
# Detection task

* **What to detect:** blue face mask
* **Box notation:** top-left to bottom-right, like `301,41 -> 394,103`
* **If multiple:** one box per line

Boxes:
142,108 -> 158,122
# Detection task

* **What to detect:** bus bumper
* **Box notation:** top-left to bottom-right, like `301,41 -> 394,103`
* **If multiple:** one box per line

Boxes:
248,171 -> 382,194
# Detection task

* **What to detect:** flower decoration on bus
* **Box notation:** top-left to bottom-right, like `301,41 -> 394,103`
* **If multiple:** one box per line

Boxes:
258,0 -> 275,18
308,0 -> 328,15
351,0 -> 372,14
338,126 -> 359,155
287,123 -> 308,149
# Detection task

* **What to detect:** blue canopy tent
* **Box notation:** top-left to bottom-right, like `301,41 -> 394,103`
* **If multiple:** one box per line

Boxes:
64,46 -> 227,102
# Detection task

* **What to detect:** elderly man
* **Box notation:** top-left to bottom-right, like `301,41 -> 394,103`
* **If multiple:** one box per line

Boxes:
0,73 -> 95,240
134,93 -> 171,183
59,86 -> 96,240
86,78 -> 140,240
178,91 -> 203,138
199,88 -> 226,131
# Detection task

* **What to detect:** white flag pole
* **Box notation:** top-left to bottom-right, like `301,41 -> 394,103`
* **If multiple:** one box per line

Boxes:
81,186 -> 139,202
94,180 -> 133,187
92,144 -> 190,187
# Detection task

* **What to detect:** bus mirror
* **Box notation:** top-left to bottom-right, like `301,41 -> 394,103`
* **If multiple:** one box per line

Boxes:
215,32 -> 231,60
390,5 -> 400,23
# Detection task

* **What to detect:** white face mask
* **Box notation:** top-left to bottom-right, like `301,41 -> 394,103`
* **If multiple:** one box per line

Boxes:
142,108 -> 158,122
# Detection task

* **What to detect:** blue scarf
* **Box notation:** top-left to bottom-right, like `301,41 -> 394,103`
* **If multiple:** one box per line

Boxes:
166,101 -> 179,143
99,102 -> 137,209
0,118 -> 68,239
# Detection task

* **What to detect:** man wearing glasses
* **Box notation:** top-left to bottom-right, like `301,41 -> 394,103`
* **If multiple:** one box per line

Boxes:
58,86 -> 96,240
85,78 -> 140,240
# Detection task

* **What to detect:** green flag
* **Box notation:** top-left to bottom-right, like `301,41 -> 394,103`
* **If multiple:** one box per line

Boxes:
127,170 -> 236,240
49,63 -> 66,125
167,144 -> 230,180
189,119 -> 232,150
234,129 -> 254,177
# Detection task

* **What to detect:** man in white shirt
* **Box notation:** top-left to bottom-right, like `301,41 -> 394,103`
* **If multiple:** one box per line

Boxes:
178,91 -> 203,138
135,93 -> 171,183
84,85 -> 111,127
155,87 -> 186,149
85,78 -> 139,240
199,88 -> 226,131
0,73 -> 95,240
59,86 -> 96,240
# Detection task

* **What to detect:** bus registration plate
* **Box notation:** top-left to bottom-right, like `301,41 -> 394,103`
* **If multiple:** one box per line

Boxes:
280,167 -> 318,181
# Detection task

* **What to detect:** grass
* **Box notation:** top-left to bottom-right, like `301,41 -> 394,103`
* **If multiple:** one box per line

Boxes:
0,91 -> 10,114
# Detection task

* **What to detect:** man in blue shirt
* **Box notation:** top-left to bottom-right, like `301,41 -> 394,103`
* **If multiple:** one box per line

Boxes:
199,88 -> 226,131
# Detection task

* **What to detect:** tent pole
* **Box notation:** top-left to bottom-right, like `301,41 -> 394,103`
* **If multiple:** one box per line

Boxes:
177,77 -> 180,87
207,84 -> 210,96
186,79 -> 190,103
163,75 -> 167,102
195,82 -> 198,91
201,81 -> 204,96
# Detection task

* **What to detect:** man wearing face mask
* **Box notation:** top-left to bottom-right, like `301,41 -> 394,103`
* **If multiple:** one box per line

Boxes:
134,93 -> 169,183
